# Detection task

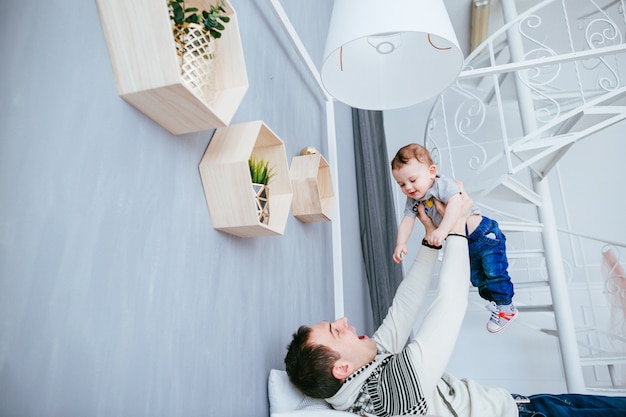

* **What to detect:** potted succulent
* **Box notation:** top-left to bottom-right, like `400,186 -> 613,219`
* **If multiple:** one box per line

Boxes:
248,155 -> 276,225
167,0 -> 231,100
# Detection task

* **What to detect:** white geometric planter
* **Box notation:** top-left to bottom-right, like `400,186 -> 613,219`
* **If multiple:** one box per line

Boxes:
199,121 -> 293,237
290,153 -> 334,223
96,0 -> 248,134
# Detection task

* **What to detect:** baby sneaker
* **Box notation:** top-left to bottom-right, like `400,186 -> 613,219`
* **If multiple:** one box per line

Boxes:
486,301 -> 518,333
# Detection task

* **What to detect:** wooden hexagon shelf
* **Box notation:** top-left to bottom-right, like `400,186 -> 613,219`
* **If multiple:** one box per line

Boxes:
199,121 -> 293,237
96,0 -> 248,135
290,153 -> 334,223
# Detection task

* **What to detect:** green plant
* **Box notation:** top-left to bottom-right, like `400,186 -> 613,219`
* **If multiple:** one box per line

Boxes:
168,0 -> 231,39
248,156 -> 276,185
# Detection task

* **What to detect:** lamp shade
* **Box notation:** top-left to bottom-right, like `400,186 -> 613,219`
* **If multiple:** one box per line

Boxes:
320,0 -> 464,110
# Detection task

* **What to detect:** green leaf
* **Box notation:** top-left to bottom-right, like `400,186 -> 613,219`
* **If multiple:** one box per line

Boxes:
249,156 -> 275,185
169,0 -> 229,39
169,3 -> 184,23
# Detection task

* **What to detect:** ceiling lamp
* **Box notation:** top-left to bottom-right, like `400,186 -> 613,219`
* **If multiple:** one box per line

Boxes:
320,0 -> 464,110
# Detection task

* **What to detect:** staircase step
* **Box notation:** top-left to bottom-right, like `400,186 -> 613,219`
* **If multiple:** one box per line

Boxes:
554,111 -> 584,135
507,249 -> 545,259
498,221 -> 543,233
477,176 -> 543,206
517,304 -> 553,312
551,106 -> 625,136
512,135 -> 576,178
580,352 -> 626,366
585,385 -> 626,393
540,326 -> 597,337
513,280 -> 550,289
557,105 -> 626,135
495,87 -> 626,178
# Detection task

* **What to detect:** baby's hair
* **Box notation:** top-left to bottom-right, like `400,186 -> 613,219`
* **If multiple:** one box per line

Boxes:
391,143 -> 434,170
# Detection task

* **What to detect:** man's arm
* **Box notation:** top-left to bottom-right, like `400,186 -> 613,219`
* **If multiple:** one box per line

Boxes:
374,244 -> 440,353
407,189 -> 472,395
375,204 -> 442,352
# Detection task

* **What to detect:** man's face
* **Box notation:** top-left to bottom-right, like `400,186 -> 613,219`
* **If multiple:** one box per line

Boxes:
392,158 -> 437,201
308,317 -> 377,377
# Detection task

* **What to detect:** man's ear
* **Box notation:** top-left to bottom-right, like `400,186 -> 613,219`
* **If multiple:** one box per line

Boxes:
331,361 -> 351,381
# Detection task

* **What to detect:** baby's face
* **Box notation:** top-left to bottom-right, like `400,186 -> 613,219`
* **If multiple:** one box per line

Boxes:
392,158 -> 437,201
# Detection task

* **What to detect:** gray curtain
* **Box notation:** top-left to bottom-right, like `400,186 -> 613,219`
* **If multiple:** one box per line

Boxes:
352,108 -> 404,328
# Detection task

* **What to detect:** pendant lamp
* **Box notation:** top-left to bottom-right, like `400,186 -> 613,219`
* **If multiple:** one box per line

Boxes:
320,0 -> 464,110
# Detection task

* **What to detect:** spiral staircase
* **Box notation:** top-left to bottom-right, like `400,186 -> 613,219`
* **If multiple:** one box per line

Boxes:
424,0 -> 626,393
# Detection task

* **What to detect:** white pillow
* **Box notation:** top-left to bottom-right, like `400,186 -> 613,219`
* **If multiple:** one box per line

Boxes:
267,369 -> 443,417
268,369 -> 332,412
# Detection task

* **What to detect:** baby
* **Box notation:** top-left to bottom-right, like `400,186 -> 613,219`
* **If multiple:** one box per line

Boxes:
391,143 -> 517,333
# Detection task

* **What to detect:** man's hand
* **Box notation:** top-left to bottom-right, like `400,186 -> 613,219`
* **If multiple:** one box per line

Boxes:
426,228 -> 448,247
421,180 -> 473,245
454,181 -> 473,221
416,202 -> 437,236
449,181 -> 473,234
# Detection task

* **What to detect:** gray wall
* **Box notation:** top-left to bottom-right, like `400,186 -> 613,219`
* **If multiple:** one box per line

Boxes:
0,0 -> 372,415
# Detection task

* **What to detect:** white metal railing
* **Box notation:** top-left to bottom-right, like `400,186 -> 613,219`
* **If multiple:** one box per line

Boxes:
424,0 -> 626,195
423,0 -> 626,393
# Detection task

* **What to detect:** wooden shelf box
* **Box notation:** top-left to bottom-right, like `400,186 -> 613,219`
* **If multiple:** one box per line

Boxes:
290,153 -> 334,223
96,0 -> 248,135
199,121 -> 293,237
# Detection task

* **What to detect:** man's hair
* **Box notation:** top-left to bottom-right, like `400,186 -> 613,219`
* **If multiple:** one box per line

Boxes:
284,325 -> 342,399
391,143 -> 434,170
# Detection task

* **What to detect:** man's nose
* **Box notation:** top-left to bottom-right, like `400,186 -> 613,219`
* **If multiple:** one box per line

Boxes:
335,317 -> 348,327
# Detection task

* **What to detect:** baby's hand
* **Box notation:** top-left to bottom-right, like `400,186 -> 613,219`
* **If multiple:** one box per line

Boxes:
393,245 -> 407,264
427,229 -> 447,247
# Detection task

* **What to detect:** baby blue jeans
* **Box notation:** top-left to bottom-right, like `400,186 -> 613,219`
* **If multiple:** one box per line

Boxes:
467,216 -> 515,305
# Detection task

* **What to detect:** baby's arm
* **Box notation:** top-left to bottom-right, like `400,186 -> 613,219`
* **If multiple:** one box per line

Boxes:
393,215 -> 416,263
425,193 -> 463,247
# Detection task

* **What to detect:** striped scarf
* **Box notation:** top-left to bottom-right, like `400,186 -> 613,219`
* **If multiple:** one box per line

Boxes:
346,351 -> 428,416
